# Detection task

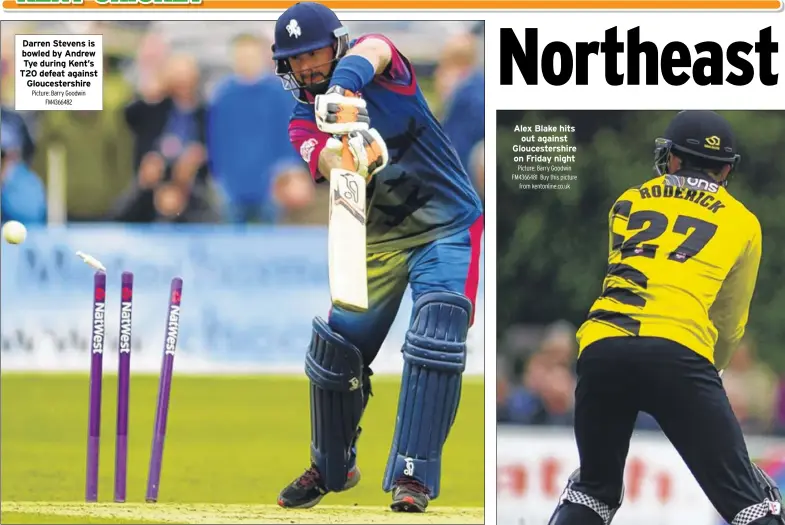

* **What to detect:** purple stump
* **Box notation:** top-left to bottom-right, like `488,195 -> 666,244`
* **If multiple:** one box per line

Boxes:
146,277 -> 183,503
86,271 -> 107,502
114,272 -> 134,503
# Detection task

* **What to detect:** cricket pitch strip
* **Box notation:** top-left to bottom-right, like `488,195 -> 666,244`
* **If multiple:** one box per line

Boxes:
1,501 -> 485,524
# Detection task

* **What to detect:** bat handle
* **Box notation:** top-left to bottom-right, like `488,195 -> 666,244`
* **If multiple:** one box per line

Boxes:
340,135 -> 354,171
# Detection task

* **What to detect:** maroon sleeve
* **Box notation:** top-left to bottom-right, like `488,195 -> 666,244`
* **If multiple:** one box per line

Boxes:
355,33 -> 417,96
288,118 -> 332,182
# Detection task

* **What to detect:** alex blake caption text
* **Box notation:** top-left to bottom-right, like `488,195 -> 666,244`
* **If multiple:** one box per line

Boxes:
500,27 -> 778,86
510,124 -> 577,192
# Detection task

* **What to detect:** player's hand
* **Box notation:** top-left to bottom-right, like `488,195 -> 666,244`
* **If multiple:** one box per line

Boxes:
326,128 -> 389,180
315,86 -> 370,135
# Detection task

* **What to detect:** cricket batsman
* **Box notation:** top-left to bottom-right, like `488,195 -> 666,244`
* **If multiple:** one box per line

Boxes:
271,2 -> 484,513
548,110 -> 784,525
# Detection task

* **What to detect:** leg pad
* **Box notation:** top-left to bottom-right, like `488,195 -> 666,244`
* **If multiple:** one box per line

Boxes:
382,291 -> 471,499
305,317 -> 365,492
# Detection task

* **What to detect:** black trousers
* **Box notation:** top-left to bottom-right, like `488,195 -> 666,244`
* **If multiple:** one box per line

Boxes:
572,336 -> 774,524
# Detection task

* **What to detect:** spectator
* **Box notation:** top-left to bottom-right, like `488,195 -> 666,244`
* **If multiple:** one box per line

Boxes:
722,336 -> 778,434
208,33 -> 307,224
513,351 -> 575,426
538,320 -> 577,370
111,53 -> 219,223
271,168 -> 320,224
436,32 -> 484,177
433,32 -> 477,113
133,31 -> 170,94
0,107 -> 36,164
497,358 -> 513,423
502,352 -> 548,424
1,128 -> 46,225
537,364 -> 576,426
503,328 -> 577,426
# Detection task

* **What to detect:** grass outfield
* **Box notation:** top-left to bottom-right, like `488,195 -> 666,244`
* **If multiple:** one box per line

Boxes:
0,373 -> 484,524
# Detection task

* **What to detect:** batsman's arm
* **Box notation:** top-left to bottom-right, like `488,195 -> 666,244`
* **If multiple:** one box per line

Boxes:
327,36 -> 395,94
290,113 -> 386,181
289,120 -> 347,181
289,107 -> 333,182
710,216 -> 763,370
343,37 -> 393,75
317,148 -> 345,180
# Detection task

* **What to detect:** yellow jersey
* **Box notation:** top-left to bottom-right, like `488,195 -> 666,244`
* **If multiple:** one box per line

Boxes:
576,174 -> 762,368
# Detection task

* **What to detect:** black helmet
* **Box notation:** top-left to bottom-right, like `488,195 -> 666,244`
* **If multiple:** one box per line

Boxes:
654,110 -> 741,186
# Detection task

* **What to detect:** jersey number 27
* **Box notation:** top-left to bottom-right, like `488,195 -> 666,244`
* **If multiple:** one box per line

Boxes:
616,210 -> 718,262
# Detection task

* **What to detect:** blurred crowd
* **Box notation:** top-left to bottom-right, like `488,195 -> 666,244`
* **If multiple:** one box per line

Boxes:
0,21 -> 485,225
498,322 -> 785,436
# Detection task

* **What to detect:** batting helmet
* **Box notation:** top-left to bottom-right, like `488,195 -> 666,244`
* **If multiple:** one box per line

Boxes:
272,2 -> 350,102
653,110 -> 741,186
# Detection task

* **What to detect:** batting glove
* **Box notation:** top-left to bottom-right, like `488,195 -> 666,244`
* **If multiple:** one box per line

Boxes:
326,128 -> 389,180
315,86 -> 371,135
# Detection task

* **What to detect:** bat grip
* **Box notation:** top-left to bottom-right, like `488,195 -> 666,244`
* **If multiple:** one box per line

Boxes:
340,135 -> 354,171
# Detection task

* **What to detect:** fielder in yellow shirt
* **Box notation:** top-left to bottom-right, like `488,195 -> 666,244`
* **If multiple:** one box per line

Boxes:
548,110 -> 783,525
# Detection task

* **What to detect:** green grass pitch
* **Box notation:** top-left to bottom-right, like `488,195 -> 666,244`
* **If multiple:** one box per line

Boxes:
1,373 -> 484,524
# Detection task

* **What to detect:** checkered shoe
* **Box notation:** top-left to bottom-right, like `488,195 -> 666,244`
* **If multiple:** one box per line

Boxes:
562,488 -> 613,524
732,500 -> 782,525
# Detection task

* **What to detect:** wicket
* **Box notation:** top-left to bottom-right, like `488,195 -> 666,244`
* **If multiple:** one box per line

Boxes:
146,277 -> 183,503
114,271 -> 134,503
85,272 -> 106,502
85,271 -> 183,503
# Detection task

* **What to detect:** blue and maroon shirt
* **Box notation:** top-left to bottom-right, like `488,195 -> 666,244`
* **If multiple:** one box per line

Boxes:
288,34 -> 483,253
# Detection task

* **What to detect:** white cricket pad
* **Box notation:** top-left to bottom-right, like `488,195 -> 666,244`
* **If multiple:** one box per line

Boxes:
328,168 -> 368,311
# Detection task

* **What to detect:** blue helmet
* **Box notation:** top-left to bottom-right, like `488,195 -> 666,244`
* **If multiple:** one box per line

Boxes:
272,2 -> 350,102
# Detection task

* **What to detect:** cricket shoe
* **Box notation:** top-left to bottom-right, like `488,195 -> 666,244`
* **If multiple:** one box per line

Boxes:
390,477 -> 430,512
277,464 -> 361,509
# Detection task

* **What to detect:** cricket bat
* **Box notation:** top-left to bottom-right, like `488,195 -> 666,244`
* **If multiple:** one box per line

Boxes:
328,136 -> 369,311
